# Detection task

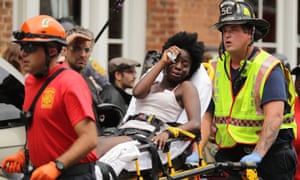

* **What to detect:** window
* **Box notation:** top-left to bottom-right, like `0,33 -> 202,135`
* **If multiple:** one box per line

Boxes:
298,1 -> 300,64
40,0 -> 81,25
251,0 -> 299,67
108,0 -> 124,61
252,0 -> 277,53
40,0 -> 126,63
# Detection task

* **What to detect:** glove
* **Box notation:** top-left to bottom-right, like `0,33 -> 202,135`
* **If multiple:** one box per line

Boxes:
30,161 -> 61,180
240,152 -> 262,163
185,151 -> 199,165
1,150 -> 25,173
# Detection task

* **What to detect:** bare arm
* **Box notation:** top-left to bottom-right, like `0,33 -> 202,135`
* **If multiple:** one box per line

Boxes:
133,60 -> 167,98
200,111 -> 213,150
55,118 -> 98,168
254,101 -> 284,157
177,81 -> 202,131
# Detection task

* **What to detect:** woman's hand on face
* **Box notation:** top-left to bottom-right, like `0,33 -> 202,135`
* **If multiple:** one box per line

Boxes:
151,131 -> 170,150
161,46 -> 181,65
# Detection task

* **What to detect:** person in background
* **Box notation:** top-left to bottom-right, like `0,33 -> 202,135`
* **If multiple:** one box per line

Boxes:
291,64 -> 300,180
57,17 -> 111,91
141,50 -> 161,76
62,25 -> 124,132
1,15 -> 98,179
57,17 -> 77,32
56,17 -> 77,63
210,0 -> 297,179
272,53 -> 291,72
2,42 -> 25,74
62,26 -> 108,132
100,57 -> 140,113
202,45 -> 217,63
63,26 -> 94,72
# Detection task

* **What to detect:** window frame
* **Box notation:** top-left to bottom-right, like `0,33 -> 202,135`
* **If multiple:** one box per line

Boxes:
254,0 -> 298,67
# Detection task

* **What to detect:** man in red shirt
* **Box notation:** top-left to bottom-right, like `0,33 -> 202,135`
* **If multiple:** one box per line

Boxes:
1,15 -> 98,179
291,65 -> 300,180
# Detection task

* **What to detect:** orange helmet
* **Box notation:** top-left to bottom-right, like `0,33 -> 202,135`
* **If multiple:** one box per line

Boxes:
13,15 -> 67,45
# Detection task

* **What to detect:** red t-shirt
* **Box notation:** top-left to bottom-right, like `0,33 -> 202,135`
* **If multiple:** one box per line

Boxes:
23,63 -> 98,167
293,97 -> 300,180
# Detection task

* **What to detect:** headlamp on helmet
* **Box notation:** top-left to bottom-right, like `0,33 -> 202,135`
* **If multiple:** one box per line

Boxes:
13,31 -> 65,41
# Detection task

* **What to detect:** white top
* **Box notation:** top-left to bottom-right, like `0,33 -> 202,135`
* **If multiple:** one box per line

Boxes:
120,88 -> 182,132
135,89 -> 182,123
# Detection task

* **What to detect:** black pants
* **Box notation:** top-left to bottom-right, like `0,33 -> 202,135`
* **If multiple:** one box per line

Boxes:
215,143 -> 297,180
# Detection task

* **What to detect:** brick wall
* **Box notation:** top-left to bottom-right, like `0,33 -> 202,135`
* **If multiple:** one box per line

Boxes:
0,0 -> 13,41
146,0 -> 222,51
0,0 -> 13,54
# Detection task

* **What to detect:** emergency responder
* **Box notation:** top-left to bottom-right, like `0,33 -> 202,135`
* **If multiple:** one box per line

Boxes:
210,0 -> 297,179
1,15 -> 98,179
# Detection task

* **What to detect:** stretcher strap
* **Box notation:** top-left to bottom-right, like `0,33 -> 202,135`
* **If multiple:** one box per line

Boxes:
126,113 -> 164,132
96,161 -> 118,180
132,135 -> 174,180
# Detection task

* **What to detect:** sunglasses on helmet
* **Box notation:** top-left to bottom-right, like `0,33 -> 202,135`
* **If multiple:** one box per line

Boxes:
19,43 -> 43,54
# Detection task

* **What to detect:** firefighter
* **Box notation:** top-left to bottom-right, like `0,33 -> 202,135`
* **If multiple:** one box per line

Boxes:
210,0 -> 297,179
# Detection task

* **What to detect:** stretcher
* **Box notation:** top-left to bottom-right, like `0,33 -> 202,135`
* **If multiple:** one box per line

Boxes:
95,64 -> 209,178
95,126 -> 259,180
152,129 -> 259,180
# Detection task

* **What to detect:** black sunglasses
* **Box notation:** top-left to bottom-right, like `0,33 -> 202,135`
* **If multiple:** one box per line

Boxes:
19,43 -> 43,54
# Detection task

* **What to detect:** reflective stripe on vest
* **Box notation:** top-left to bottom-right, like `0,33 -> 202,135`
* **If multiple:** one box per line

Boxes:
215,116 -> 294,127
253,55 -> 276,115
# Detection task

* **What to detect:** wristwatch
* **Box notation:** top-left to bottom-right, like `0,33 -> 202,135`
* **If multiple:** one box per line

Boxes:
54,160 -> 64,171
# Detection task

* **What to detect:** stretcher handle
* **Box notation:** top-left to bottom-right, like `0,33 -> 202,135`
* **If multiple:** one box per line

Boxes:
167,126 -> 196,139
159,162 -> 258,180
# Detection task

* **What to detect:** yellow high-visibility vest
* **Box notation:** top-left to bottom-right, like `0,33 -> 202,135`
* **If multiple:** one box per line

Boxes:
211,50 -> 296,148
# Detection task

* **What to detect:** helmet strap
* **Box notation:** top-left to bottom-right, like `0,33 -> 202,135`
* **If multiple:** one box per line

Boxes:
33,45 -> 51,78
249,26 -> 255,46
